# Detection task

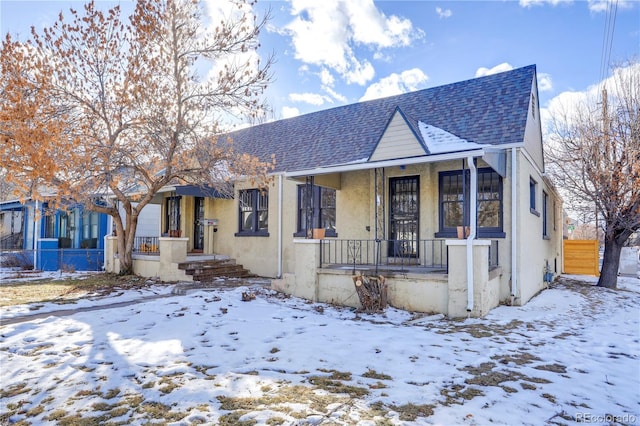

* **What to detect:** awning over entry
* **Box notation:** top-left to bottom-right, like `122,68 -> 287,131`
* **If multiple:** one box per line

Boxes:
149,184 -> 232,204
173,185 -> 231,199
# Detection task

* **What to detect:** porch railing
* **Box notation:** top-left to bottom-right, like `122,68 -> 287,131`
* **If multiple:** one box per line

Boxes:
319,239 -> 448,273
133,236 -> 160,254
319,238 -> 500,273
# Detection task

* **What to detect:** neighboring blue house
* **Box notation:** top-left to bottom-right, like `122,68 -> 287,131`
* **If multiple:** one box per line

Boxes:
0,198 -> 109,271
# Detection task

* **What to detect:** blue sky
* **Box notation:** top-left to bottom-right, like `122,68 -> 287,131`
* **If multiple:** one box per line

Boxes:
1,0 -> 639,121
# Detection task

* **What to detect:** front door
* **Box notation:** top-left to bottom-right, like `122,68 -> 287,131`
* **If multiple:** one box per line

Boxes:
193,197 -> 204,251
388,176 -> 419,258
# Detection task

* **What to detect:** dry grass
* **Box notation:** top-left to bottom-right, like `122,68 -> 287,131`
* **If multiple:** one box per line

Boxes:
0,273 -> 160,307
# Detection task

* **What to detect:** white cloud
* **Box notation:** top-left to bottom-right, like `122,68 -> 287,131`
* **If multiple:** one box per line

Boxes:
281,106 -> 301,119
289,92 -> 331,106
537,72 -> 553,92
435,7 -> 452,19
359,68 -> 429,101
519,0 -> 572,8
588,0 -> 635,12
281,0 -> 423,86
541,62 -> 639,134
323,86 -> 348,103
319,68 -> 335,87
519,0 -> 635,11
475,63 -> 514,77
345,59 -> 376,85
519,0 -> 637,13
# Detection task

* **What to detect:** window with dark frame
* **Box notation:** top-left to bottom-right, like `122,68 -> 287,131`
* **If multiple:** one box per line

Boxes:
43,213 -> 55,238
542,190 -> 549,238
236,189 -> 269,236
165,196 -> 181,233
296,185 -> 336,237
437,168 -> 504,238
529,177 -> 539,215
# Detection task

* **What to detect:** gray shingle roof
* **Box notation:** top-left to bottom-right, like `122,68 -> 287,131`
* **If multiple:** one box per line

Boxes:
226,64 -> 536,174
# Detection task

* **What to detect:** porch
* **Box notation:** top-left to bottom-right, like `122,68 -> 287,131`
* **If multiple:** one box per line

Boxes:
105,236 -> 253,282
273,237 -> 503,318
319,238 -> 500,274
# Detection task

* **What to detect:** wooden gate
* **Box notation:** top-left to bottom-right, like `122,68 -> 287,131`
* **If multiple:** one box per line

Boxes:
563,240 -> 600,276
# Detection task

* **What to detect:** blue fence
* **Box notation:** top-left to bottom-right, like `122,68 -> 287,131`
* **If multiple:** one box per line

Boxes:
0,248 -> 104,272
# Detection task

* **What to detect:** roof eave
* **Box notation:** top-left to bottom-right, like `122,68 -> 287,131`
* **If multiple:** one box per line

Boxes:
284,148 -> 488,178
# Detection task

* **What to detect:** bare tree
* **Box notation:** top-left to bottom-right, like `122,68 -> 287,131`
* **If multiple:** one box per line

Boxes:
545,60 -> 640,288
1,0 -> 274,274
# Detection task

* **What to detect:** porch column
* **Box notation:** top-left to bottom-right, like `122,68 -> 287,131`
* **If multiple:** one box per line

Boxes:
446,240 -> 490,318
104,236 -> 119,274
272,238 -> 320,301
158,237 -> 191,282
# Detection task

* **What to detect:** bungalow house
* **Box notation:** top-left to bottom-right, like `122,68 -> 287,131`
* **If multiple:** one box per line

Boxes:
105,64 -> 563,317
0,198 -> 109,271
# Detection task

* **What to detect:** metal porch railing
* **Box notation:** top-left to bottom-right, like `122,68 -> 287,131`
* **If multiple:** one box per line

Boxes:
319,239 -> 448,273
133,236 -> 160,254
319,238 -> 500,273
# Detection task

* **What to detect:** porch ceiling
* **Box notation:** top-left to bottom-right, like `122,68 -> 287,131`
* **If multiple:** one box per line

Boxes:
284,148 -> 487,178
284,146 -> 511,179
288,173 -> 342,190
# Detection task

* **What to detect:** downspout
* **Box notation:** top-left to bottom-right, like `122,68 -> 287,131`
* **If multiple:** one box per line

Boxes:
466,157 -> 477,313
511,147 -> 518,305
277,174 -> 283,278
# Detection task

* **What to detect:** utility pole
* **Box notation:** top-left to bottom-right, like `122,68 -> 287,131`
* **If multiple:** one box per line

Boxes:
596,87 -> 609,243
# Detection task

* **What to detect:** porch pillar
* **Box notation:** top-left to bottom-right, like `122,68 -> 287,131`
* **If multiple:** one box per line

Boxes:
158,237 -> 191,282
446,240 -> 491,318
272,238 -> 320,301
104,236 -> 119,274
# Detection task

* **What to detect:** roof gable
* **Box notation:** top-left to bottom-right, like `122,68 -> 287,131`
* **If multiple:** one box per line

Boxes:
369,108 -> 427,162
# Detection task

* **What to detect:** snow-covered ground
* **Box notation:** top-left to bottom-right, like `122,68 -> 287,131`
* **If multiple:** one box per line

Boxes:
0,271 -> 638,425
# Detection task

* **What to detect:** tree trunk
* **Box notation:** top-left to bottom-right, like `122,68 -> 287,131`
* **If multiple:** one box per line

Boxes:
111,207 -> 140,276
119,211 -> 140,276
119,231 -> 134,275
597,235 -> 622,289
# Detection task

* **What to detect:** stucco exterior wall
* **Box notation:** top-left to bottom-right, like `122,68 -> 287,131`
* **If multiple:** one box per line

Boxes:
515,149 -> 563,305
207,178 -> 284,278
132,256 -> 161,278
337,170 -> 371,240
386,273 -> 449,313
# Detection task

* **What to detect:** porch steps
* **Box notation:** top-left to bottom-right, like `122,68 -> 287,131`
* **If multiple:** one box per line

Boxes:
177,258 -> 256,281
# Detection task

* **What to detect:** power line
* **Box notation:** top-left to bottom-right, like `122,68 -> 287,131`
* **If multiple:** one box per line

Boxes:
599,0 -> 619,87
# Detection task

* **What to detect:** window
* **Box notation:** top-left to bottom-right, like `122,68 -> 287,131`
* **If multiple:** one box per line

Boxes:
58,209 -> 76,248
437,168 -> 504,238
236,189 -> 268,236
81,210 -> 99,248
478,171 -> 502,229
529,177 -> 539,215
296,185 -> 336,237
83,211 -> 99,239
542,190 -> 549,239
165,196 -> 181,233
43,213 -> 55,238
